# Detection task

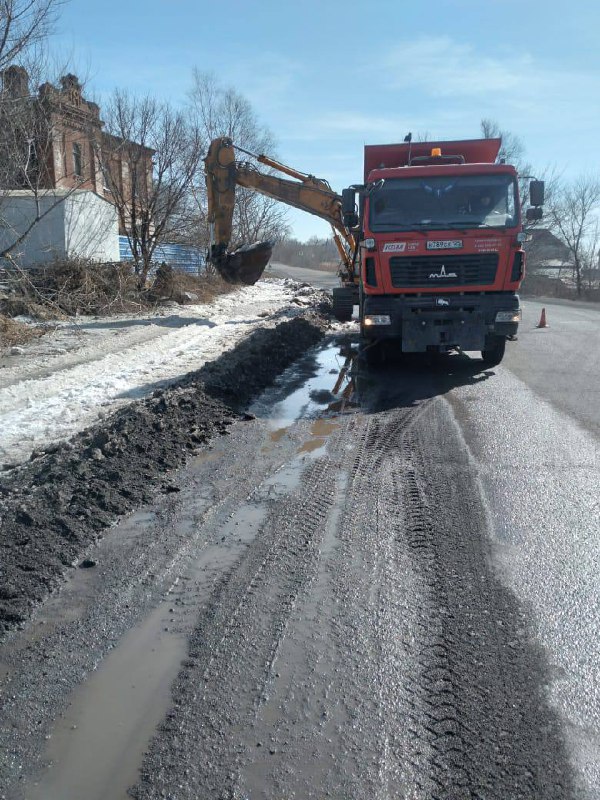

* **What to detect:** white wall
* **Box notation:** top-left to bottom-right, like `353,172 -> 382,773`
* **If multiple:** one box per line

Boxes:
0,191 -> 119,266
0,193 -> 66,264
64,192 -> 119,262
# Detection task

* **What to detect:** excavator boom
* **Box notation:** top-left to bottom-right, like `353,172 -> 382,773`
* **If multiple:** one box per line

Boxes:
204,137 -> 356,284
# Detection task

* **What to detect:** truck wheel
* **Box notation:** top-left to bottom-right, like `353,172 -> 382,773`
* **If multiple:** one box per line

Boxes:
481,336 -> 506,366
332,287 -> 355,322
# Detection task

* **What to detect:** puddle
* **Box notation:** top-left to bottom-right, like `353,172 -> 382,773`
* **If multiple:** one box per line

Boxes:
251,341 -> 358,430
22,473 -> 275,800
297,438 -> 327,455
253,340 -> 359,466
270,427 -> 289,443
310,419 -> 340,437
27,604 -> 187,800
24,510 -> 161,643
255,341 -> 359,465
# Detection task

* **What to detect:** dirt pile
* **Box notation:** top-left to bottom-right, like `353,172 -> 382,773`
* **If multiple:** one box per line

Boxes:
0,311 -> 328,639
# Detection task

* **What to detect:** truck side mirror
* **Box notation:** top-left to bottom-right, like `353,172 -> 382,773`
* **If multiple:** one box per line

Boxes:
342,187 -> 359,229
529,180 -> 545,207
526,206 -> 543,221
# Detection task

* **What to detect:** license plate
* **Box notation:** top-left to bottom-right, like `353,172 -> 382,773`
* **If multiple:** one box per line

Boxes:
427,239 -> 463,250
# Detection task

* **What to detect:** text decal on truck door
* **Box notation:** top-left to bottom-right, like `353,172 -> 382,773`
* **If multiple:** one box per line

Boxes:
382,242 -> 406,252
426,240 -> 463,250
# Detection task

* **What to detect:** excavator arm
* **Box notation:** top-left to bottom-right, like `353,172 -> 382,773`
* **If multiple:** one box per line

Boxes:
204,137 -> 357,285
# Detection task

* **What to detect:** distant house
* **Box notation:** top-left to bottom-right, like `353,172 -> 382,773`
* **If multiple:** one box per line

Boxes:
0,66 -> 154,237
525,229 -> 573,276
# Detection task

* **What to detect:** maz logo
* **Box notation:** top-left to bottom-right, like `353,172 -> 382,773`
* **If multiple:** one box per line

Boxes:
429,265 -> 458,279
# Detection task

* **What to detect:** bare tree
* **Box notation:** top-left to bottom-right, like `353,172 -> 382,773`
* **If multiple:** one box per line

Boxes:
480,118 -> 528,166
189,70 -> 289,251
99,90 -> 204,285
547,175 -> 600,296
234,190 -> 289,247
479,118 -> 566,246
0,0 -> 64,72
480,118 -> 538,213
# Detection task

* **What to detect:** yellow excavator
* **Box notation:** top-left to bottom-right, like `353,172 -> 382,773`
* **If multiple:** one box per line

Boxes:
204,137 -> 359,319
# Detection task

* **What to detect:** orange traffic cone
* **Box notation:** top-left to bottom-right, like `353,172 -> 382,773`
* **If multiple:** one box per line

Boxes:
536,308 -> 548,328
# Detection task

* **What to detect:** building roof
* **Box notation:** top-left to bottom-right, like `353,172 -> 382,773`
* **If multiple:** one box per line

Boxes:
525,228 -> 573,268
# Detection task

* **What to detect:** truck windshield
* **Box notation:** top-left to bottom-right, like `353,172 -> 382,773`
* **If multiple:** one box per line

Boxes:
368,174 -> 518,232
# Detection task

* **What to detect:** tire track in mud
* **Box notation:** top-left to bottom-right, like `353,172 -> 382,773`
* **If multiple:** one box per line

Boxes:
258,395 -> 577,798
131,385 -> 578,799
326,406 -> 436,799
372,402 -> 577,799
128,403 -> 428,799
129,454 -> 342,799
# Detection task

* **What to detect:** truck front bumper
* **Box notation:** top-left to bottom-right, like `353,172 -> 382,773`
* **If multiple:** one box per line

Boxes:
362,293 -> 520,352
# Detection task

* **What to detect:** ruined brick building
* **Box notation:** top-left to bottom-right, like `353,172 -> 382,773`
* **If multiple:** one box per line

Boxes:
0,66 -> 154,234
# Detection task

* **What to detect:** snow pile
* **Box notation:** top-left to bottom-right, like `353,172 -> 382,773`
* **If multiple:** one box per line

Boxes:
0,279 -> 319,467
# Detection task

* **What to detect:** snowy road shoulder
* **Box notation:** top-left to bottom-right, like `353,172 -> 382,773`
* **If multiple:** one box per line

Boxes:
0,279 -> 323,467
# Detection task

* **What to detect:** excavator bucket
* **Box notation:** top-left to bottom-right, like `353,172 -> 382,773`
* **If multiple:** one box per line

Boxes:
210,241 -> 273,285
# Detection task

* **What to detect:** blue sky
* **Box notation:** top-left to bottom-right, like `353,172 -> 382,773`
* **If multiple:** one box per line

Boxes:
54,0 -> 599,240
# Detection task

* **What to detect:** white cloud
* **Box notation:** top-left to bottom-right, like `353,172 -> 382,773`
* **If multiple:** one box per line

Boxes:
377,35 -> 599,120
309,112 -> 410,137
282,111 -> 452,145
383,36 -> 533,97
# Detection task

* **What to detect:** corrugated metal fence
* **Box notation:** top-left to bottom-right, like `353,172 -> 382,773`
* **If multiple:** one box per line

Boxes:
119,237 -> 206,275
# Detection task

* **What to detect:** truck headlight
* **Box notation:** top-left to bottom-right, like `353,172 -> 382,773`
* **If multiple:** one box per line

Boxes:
495,310 -> 521,323
364,315 -> 391,326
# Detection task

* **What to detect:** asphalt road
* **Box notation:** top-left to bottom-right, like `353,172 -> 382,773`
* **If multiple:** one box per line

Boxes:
505,298 -> 600,438
269,260 -> 341,290
1,274 -> 599,798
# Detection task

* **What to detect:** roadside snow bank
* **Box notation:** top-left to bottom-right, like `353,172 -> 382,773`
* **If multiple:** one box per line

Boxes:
0,279 -> 323,467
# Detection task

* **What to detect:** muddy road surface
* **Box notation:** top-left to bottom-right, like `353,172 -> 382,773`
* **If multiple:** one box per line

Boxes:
1,331 -> 598,798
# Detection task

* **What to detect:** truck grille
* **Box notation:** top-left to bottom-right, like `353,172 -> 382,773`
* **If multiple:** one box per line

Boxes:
389,253 -> 499,288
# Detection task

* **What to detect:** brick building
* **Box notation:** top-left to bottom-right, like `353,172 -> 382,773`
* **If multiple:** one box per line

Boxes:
0,66 -> 154,234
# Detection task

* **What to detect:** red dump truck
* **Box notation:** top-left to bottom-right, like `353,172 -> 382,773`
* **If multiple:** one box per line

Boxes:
338,137 -> 544,365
